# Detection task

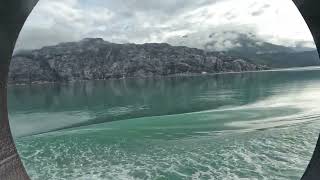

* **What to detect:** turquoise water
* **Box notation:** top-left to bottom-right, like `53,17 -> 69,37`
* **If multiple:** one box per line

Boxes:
8,67 -> 320,179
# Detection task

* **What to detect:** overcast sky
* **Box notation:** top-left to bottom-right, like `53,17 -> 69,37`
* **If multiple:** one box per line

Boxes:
15,0 -> 316,51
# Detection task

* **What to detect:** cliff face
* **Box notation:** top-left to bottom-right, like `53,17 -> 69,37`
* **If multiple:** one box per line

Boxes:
9,38 -> 268,83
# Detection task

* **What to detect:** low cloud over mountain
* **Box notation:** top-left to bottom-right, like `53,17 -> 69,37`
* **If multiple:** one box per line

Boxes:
15,0 -> 315,52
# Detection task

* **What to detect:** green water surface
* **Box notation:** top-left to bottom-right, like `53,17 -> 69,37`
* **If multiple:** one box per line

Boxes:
8,67 -> 320,180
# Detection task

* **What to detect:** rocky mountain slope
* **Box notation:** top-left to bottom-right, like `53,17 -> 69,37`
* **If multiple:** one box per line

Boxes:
230,50 -> 320,68
9,38 -> 268,84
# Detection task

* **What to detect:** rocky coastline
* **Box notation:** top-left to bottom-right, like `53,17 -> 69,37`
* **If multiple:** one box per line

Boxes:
9,38 -> 269,84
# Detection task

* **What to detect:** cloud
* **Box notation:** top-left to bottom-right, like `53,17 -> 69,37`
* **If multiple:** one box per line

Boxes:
251,11 -> 263,16
167,24 -> 261,51
250,3 -> 270,16
15,0 -> 316,51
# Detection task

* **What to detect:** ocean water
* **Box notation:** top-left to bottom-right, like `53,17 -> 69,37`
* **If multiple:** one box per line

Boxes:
8,67 -> 320,180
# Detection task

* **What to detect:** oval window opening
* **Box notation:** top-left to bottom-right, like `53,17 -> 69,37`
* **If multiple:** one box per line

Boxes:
9,0 -> 319,179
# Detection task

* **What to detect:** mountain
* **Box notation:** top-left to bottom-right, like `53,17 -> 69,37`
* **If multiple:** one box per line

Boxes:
169,31 -> 319,68
217,33 -> 320,68
205,33 -> 297,54
229,50 -> 320,68
170,31 -> 313,53
8,38 -> 268,84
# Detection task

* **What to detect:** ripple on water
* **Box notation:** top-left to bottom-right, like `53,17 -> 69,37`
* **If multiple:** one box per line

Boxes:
11,69 -> 320,179
15,119 -> 319,180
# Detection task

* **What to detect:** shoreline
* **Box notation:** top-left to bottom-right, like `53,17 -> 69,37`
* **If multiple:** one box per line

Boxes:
7,66 -> 320,87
